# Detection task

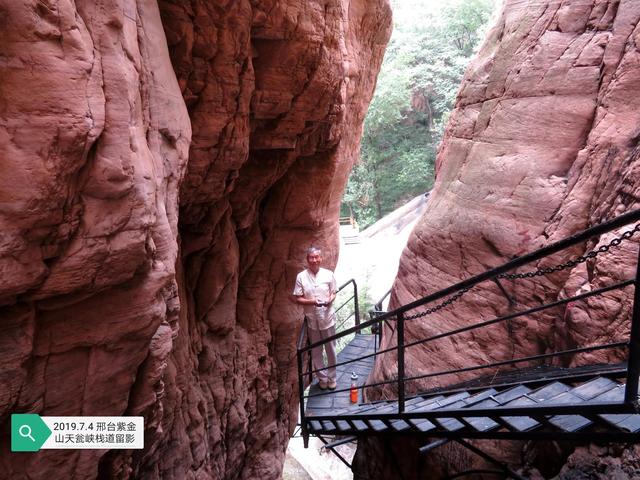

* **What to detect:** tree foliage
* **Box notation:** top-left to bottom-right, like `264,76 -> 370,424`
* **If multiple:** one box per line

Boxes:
342,0 -> 497,228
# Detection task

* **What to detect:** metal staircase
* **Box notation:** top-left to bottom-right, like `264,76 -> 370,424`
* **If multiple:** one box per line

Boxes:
306,364 -> 639,441
296,208 -> 640,476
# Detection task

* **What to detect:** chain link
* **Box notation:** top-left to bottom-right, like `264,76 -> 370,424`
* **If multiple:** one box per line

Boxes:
402,222 -> 640,321
497,223 -> 640,280
404,287 -> 472,320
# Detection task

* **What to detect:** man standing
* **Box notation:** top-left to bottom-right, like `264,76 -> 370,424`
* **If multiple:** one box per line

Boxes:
293,247 -> 338,390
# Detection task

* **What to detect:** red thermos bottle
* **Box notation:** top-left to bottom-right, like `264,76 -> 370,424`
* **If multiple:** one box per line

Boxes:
350,372 -> 358,403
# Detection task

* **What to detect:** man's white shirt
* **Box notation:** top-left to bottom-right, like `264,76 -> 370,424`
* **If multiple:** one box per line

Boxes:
293,267 -> 338,330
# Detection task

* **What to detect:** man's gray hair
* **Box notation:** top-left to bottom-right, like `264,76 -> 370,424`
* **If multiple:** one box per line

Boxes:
306,246 -> 322,256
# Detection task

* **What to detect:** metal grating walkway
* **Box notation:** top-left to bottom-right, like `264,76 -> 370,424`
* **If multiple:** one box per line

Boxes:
305,333 -> 376,416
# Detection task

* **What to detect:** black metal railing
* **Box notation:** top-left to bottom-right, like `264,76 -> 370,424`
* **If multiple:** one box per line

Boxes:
369,289 -> 391,348
296,316 -> 310,447
370,289 -> 391,319
334,278 -> 360,333
297,208 -> 640,438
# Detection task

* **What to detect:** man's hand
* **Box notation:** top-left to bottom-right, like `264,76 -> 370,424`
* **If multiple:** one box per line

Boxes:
294,295 -> 320,306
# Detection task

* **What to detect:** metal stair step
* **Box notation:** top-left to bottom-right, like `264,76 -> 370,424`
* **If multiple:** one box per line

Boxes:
463,388 -> 499,405
527,381 -> 571,402
494,381 -> 576,432
390,419 -> 412,431
433,395 -> 485,432
586,383 -> 640,432
415,391 -> 496,433
321,420 -> 338,432
439,391 -> 472,405
599,412 -> 640,433
373,403 -> 413,431
414,391 -> 471,412
497,381 -> 576,433
408,418 -> 437,432
364,401 -> 405,430
366,419 -> 389,432
432,398 -> 467,432
376,403 -> 401,414
349,405 -> 389,433
351,403 -> 383,414
408,396 -> 446,412
586,384 -> 625,403
349,419 -> 370,432
456,384 -> 535,433
336,420 -> 351,432
542,392 -> 592,432
500,395 -> 540,432
406,395 -> 444,408
435,417 -> 465,432
492,385 -> 531,404
405,397 -> 440,432
463,415 -> 500,432
570,377 -> 619,400
461,389 -> 500,432
309,420 -> 323,432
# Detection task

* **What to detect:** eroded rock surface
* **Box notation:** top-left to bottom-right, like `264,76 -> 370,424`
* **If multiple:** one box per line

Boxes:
0,0 -> 390,478
357,0 -> 640,477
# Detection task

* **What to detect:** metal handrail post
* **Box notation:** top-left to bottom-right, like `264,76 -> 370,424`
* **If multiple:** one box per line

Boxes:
306,324 -> 312,385
397,312 -> 405,413
353,280 -> 360,333
625,244 -> 640,405
297,350 -> 309,448
296,318 -> 310,447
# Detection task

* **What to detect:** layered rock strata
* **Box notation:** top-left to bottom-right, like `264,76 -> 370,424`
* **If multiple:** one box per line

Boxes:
357,0 -> 640,477
0,0 -> 391,478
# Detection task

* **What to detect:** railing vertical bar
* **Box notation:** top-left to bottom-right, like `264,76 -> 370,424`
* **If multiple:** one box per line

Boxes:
306,326 -> 312,386
297,348 -> 309,447
397,312 -> 405,413
625,244 -> 640,404
353,280 -> 360,333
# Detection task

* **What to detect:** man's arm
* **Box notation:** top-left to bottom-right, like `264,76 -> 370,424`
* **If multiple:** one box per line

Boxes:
327,273 -> 337,305
294,295 -> 319,306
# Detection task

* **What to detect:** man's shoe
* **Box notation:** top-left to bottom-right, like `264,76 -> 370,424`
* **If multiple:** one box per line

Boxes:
318,381 -> 328,390
327,379 -> 337,390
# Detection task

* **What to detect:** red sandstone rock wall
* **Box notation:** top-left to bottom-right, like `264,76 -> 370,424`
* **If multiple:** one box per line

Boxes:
0,0 -> 391,478
358,0 -> 640,477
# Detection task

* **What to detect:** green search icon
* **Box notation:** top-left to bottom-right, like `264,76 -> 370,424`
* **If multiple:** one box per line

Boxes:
11,414 -> 51,452
19,425 -> 35,442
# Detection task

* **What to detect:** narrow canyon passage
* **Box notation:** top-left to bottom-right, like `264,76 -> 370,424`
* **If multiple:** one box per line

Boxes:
2,0 -> 640,479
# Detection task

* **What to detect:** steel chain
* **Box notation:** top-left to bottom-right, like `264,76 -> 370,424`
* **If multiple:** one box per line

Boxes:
402,222 -> 640,321
497,223 -> 640,280
404,287 -> 472,320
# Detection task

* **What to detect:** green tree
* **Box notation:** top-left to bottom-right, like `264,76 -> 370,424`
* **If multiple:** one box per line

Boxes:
342,0 -> 497,228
